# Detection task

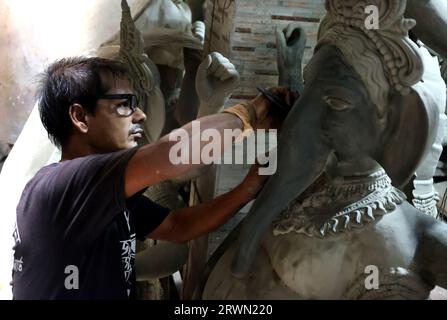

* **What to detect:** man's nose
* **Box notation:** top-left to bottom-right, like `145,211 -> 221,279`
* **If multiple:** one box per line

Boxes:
133,107 -> 147,123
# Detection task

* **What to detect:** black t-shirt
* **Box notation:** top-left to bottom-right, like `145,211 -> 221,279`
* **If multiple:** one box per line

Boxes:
11,148 -> 170,299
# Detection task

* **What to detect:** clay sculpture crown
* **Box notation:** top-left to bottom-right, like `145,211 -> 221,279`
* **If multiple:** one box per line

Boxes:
317,0 -> 423,119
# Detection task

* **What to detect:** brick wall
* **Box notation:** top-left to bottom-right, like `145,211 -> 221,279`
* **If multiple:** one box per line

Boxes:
204,0 -> 327,104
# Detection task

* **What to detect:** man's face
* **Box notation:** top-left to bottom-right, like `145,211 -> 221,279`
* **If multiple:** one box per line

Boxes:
87,72 -> 146,153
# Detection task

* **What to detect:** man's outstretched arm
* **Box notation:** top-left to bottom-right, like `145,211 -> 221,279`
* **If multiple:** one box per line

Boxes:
124,112 -> 242,198
145,164 -> 266,243
124,88 -> 295,198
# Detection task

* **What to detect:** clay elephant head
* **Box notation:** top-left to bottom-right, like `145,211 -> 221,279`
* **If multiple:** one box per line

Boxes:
231,0 -> 446,278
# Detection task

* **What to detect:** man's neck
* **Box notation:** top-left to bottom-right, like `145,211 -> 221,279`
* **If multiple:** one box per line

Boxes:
60,149 -> 93,162
60,138 -> 97,162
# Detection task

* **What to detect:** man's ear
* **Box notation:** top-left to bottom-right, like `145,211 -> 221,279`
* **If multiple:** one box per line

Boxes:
69,104 -> 89,134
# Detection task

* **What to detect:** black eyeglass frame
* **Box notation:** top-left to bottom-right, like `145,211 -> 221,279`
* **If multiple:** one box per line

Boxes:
97,94 -> 139,116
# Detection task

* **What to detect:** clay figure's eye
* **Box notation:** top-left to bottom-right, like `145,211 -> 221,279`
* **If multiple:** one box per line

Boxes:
324,96 -> 353,111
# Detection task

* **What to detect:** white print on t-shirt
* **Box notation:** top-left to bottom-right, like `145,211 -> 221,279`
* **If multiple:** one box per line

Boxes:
13,257 -> 23,272
123,211 -> 131,231
13,222 -> 21,244
12,222 -> 24,273
120,234 -> 136,283
120,211 -> 135,297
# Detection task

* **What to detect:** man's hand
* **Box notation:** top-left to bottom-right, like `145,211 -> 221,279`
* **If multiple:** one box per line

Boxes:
196,52 -> 240,117
249,87 -> 298,130
238,163 -> 269,200
147,162 -> 270,243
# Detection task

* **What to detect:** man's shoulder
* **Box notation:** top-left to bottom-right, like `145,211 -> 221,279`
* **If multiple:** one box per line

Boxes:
24,153 -> 107,192
37,149 -> 135,178
27,162 -> 60,186
21,148 -> 140,206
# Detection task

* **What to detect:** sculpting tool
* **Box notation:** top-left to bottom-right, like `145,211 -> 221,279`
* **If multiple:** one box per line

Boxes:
256,86 -> 291,112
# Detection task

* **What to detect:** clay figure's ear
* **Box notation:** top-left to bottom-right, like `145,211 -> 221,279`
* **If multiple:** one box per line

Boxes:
377,90 -> 429,188
378,44 -> 446,189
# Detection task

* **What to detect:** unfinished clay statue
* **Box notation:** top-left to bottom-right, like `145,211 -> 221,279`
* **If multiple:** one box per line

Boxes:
276,23 -> 307,94
202,0 -> 447,299
100,0 -> 227,137
405,0 -> 447,218
132,0 -> 203,134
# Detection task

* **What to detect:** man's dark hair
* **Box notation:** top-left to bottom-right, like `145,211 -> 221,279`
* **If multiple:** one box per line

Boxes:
37,56 -> 129,149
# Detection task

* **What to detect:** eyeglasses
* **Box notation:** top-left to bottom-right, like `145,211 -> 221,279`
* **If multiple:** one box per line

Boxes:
97,94 -> 139,117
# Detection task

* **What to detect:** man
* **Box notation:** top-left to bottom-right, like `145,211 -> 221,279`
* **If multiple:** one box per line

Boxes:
11,56 -> 294,299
